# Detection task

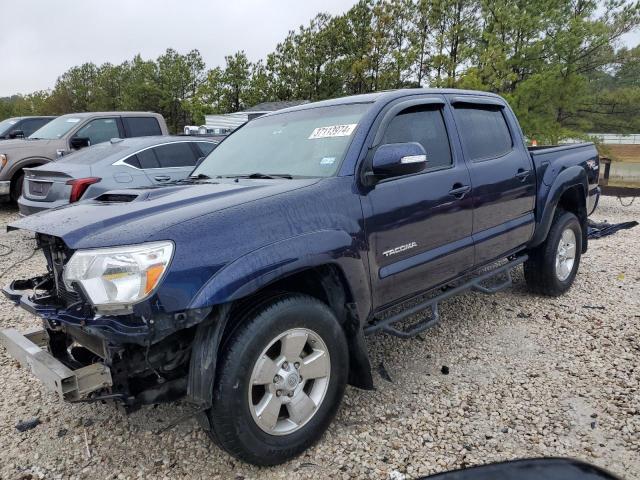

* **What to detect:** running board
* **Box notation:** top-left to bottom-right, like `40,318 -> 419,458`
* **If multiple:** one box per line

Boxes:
364,256 -> 527,339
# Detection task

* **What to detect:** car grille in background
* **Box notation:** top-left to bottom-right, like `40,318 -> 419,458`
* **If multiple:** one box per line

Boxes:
28,180 -> 52,197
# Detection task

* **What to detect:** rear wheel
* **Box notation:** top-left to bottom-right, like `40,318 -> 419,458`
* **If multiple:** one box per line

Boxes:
207,294 -> 348,465
524,210 -> 582,296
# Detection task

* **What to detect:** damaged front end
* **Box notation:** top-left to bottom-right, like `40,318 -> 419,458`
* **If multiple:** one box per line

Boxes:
1,234 -> 209,409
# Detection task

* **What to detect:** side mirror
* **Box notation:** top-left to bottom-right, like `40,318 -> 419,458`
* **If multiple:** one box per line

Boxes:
70,137 -> 91,150
8,129 -> 24,139
370,142 -> 427,182
195,156 -> 205,168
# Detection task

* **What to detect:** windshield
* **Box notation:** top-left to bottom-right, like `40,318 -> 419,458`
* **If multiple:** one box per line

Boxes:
192,103 -> 370,178
0,118 -> 19,135
29,116 -> 81,139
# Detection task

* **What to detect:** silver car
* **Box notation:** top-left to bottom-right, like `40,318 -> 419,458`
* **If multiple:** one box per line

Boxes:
18,136 -> 217,216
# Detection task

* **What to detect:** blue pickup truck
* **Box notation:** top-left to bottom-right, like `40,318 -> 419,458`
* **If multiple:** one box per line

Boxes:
1,89 -> 599,465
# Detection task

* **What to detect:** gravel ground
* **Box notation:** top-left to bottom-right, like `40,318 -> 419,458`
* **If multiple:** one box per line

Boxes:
0,196 -> 638,480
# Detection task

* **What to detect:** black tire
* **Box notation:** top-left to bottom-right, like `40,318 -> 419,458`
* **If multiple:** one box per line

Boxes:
207,294 -> 348,466
10,171 -> 24,202
524,210 -> 582,296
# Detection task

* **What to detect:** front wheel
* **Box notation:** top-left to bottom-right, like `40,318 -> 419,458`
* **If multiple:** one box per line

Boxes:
207,294 -> 348,465
10,171 -> 24,202
524,210 -> 582,296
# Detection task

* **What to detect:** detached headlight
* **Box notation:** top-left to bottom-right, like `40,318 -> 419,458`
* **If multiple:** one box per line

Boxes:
63,241 -> 174,309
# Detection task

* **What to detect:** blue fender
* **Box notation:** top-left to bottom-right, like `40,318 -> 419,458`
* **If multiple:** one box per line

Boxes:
187,229 -> 372,324
530,165 -> 588,248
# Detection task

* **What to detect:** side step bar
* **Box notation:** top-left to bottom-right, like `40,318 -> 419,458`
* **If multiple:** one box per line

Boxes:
0,328 -> 112,402
364,256 -> 527,339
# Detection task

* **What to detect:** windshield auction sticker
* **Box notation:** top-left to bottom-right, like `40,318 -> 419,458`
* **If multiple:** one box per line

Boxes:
308,124 -> 357,139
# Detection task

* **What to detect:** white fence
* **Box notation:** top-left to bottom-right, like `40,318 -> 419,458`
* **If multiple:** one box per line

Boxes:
588,133 -> 640,145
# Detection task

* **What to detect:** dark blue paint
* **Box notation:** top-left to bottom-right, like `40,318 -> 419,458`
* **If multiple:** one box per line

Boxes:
7,89 -> 600,344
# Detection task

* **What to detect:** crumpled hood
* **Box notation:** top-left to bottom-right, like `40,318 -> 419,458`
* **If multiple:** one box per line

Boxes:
9,179 -> 319,249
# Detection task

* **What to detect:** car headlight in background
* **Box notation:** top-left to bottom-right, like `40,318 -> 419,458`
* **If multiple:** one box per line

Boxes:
63,241 -> 174,311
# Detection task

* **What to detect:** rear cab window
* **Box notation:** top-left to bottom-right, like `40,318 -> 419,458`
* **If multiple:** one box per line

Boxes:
453,105 -> 513,161
122,117 -> 162,137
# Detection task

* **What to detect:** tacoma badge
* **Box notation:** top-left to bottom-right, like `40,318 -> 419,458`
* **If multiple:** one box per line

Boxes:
382,242 -> 418,257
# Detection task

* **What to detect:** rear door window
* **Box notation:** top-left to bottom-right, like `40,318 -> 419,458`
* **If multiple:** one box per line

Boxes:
74,118 -> 121,146
136,148 -> 160,169
194,141 -> 217,157
123,155 -> 142,169
381,105 -> 452,170
153,142 -> 198,168
122,117 -> 162,137
453,106 -> 513,161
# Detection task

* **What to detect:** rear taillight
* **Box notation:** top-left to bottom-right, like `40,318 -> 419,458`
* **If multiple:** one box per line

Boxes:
66,177 -> 101,203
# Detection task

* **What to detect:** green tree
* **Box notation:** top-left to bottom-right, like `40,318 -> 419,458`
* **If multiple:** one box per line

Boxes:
121,55 -> 162,112
48,63 -> 99,112
221,51 -> 252,112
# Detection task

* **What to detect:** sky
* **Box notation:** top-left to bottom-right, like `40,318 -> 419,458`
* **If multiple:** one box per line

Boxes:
0,0 -> 360,96
0,1 -> 638,97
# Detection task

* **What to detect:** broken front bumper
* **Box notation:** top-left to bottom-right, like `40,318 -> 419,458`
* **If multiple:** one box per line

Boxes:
0,327 -> 112,401
2,279 -> 153,345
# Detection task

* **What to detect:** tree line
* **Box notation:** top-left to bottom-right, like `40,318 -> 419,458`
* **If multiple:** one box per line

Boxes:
1,0 -> 639,142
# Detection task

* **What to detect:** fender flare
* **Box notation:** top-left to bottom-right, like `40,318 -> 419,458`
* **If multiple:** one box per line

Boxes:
5,157 -> 52,181
186,231 -> 375,412
530,165 -> 588,248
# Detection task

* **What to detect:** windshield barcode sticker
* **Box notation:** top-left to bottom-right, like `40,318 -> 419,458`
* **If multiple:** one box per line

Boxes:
308,124 -> 357,139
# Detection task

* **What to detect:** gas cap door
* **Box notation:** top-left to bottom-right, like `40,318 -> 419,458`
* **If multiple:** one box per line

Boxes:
113,172 -> 133,183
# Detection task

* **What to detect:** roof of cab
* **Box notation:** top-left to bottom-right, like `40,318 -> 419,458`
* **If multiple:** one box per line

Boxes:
264,88 -> 503,116
3,115 -> 56,121
57,111 -> 165,119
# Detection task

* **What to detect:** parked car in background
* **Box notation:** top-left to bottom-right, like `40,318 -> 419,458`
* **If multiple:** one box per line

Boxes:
0,112 -> 168,202
0,116 -> 55,140
18,136 -> 217,216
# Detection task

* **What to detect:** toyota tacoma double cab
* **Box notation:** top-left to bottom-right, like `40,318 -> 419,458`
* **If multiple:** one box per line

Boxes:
0,89 -> 600,465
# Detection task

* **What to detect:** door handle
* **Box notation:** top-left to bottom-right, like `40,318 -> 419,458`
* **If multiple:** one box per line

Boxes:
448,184 -> 471,199
154,175 -> 171,182
515,169 -> 531,182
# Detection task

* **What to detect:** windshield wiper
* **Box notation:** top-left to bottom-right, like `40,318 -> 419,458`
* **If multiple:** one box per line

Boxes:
188,173 -> 212,180
221,173 -> 294,180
